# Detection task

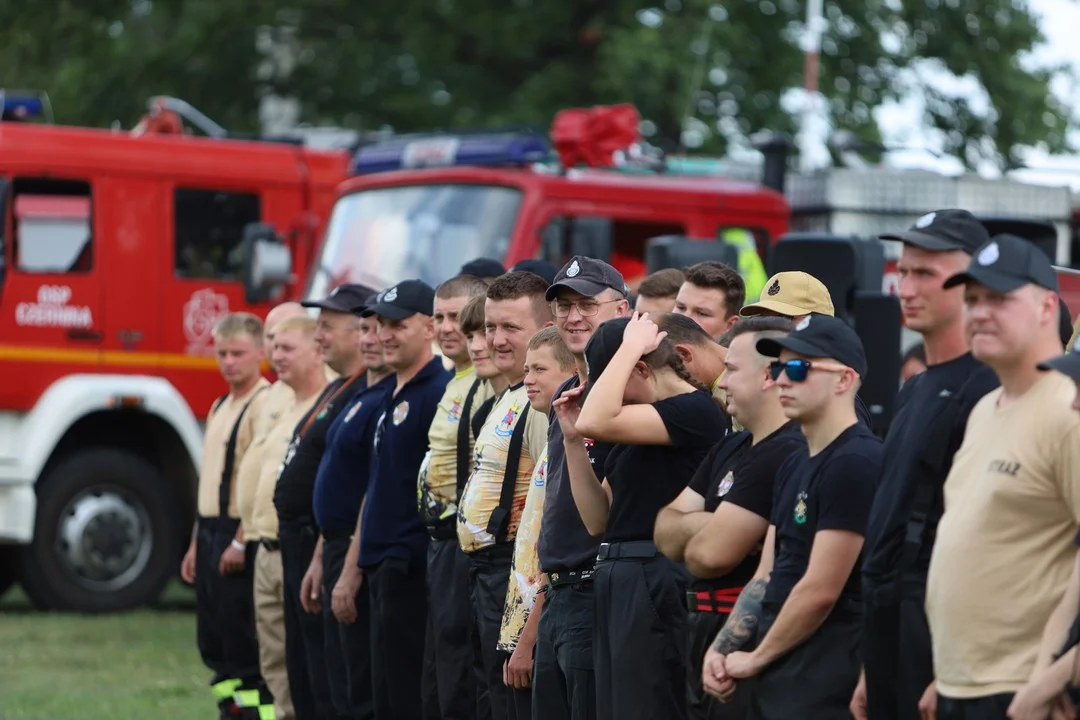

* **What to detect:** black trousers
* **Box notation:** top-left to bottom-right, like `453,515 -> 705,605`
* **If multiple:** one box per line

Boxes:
863,582 -> 934,720
321,534 -> 375,720
468,543 -> 515,720
426,536 -> 486,720
366,555 -> 428,720
195,517 -> 263,698
936,693 -> 1015,719
593,552 -> 690,720
532,576 -> 597,720
748,607 -> 862,720
687,610 -> 750,720
279,521 -> 339,720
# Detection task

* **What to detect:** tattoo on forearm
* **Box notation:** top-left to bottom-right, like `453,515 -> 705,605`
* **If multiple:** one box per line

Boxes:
711,576 -> 768,655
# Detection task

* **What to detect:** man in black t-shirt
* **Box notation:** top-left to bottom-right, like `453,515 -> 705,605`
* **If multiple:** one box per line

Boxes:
702,314 -> 883,720
854,210 -> 999,720
655,315 -> 804,720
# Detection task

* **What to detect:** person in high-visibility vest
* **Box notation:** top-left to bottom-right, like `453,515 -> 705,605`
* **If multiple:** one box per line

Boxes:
720,228 -> 768,304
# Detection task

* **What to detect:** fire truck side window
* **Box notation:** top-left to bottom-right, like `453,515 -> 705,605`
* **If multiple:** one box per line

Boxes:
10,178 -> 93,275
174,188 -> 261,280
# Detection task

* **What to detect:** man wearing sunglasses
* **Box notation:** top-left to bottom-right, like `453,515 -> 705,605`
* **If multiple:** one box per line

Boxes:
850,209 -> 999,720
702,314 -> 883,719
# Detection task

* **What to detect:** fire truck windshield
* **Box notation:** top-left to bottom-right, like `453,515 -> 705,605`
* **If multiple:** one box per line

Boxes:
306,183 -> 522,299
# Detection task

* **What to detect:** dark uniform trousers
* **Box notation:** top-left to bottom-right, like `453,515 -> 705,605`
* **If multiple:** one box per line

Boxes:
278,520 -> 339,720
468,542 -> 516,720
424,534 -> 488,720
367,555 -> 428,720
862,580 -> 934,720
936,694 -> 1016,719
593,546 -> 689,720
321,533 -> 375,720
687,610 -> 751,719
747,603 -> 862,720
195,517 -> 265,710
532,574 -> 598,720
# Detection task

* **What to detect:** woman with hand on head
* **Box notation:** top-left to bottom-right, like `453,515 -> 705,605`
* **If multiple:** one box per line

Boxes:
554,312 -> 728,720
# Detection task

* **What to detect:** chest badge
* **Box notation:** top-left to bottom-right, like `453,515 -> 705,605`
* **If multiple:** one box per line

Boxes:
393,401 -> 410,426
717,471 -> 734,497
344,400 -> 363,423
447,397 -> 462,423
794,491 -> 808,525
494,403 -> 521,438
535,459 -> 547,487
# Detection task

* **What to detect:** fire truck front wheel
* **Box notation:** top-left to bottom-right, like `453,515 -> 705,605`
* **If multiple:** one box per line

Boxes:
19,448 -> 180,613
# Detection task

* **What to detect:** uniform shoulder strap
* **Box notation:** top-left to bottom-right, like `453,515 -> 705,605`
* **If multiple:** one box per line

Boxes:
217,386 -> 268,518
486,402 -> 532,542
455,378 -> 485,495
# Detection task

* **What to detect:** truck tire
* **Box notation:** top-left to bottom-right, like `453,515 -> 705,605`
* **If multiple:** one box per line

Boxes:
19,448 -> 180,612
0,546 -> 17,599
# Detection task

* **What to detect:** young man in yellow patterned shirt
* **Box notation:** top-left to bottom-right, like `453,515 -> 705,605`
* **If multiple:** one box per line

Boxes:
416,273 -> 493,720
498,327 -> 577,720
458,271 -> 554,720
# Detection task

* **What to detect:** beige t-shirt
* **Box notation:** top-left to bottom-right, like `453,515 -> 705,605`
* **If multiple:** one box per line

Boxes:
197,379 -> 271,518
249,391 -> 321,540
457,384 -> 548,553
499,446 -> 548,651
236,381 -> 295,539
926,372 -> 1080,698
418,367 -> 494,524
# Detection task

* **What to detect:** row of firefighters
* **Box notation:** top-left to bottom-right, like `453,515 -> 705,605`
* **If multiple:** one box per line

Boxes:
186,207 -> 1080,720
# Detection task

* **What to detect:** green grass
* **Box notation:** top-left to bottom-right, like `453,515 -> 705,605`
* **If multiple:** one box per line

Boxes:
0,582 -> 211,719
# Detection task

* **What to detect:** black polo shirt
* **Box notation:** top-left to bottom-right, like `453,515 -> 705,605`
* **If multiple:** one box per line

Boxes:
764,422 -> 882,611
312,373 -> 395,535
358,357 -> 452,568
537,375 -> 615,573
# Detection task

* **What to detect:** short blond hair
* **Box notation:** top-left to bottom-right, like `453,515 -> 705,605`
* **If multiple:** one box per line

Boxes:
272,314 -> 318,340
527,326 -> 575,370
213,312 -> 263,343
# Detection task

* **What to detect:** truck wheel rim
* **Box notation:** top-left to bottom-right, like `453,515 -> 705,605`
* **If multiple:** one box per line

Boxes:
55,487 -> 153,592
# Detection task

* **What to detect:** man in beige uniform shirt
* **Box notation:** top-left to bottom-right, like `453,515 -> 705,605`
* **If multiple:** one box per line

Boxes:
250,315 -> 328,720
180,312 -> 270,720
923,234 -> 1080,719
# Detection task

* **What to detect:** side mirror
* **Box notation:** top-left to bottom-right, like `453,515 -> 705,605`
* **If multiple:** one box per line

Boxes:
241,222 -> 292,304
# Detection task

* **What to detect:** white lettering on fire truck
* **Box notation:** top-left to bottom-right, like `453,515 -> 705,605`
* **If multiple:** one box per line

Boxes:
183,288 -> 230,355
15,285 -> 93,328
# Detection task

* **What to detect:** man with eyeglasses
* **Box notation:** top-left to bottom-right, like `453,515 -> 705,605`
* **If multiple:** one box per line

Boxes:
702,314 -> 882,719
532,256 -> 630,720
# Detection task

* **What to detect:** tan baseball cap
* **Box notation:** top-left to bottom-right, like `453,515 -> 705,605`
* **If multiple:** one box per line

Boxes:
740,271 -> 835,317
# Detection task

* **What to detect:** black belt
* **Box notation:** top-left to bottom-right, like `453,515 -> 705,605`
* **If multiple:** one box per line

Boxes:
547,568 -> 595,589
426,520 -> 457,542
260,538 -> 281,551
596,541 -> 658,561
686,587 -> 742,614
322,528 -> 353,542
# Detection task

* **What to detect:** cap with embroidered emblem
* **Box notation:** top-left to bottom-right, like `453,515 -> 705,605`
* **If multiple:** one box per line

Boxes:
756,314 -> 867,377
880,209 -> 990,254
943,234 -> 1059,293
741,271 -> 835,318
545,256 -> 629,301
359,279 -> 436,319
301,283 -> 378,314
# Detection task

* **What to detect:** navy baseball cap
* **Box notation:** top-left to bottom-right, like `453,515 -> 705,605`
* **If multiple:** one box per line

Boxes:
359,279 -> 435,320
880,209 -> 989,254
944,234 -> 1059,294
460,257 -> 506,278
301,283 -> 377,314
1038,335 -> 1080,382
512,259 -> 560,285
545,256 -> 629,302
584,317 -> 631,387
756,314 -> 868,377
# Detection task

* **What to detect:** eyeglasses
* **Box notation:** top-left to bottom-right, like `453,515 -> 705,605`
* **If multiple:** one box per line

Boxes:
769,359 -> 848,383
552,299 -> 621,318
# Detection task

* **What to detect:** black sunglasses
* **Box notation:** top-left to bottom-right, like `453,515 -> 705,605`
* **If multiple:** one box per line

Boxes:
769,359 -> 847,383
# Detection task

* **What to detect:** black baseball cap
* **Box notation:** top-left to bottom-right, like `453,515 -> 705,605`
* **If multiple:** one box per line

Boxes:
756,314 -> 868,377
879,209 -> 990,254
512,259 -> 560,285
1038,339 -> 1080,382
545,256 -> 629,302
460,257 -> 506,278
359,279 -> 435,320
584,317 -> 631,387
943,234 -> 1059,294
301,283 -> 377,314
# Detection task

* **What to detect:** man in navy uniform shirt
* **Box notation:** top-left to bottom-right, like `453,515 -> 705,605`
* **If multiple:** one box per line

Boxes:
358,280 -> 453,720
